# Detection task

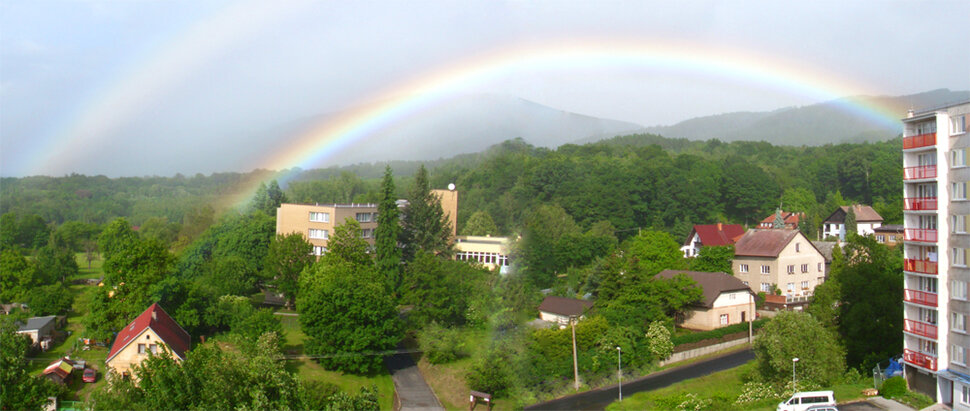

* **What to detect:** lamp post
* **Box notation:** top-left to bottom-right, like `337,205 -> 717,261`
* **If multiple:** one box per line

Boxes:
617,346 -> 623,401
792,358 -> 799,392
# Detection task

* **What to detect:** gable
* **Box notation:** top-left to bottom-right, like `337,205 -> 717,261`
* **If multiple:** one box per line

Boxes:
106,304 -> 190,363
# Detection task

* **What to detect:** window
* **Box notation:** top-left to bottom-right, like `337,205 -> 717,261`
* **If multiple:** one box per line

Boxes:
801,264 -> 809,273
787,265 -> 795,274
953,115 -> 967,135
761,283 -> 771,292
889,235 -> 897,241
149,344 -> 158,354
818,262 -> 823,272
954,248 -> 968,266
138,344 -> 146,354
801,281 -> 809,290
795,243 -> 800,252
954,215 -> 968,233
918,339 -> 937,355
953,312 -> 967,332
360,228 -> 374,238
876,235 -> 886,242
308,229 -> 328,240
953,345 -> 966,366
787,282 -> 795,293
312,246 -> 325,256
355,212 -> 372,223
729,293 -> 736,300
953,280 -> 969,300
954,148 -> 968,167
761,265 -> 770,274
742,281 -> 749,286
954,182 -> 968,200
739,264 -> 748,273
962,385 -> 970,405
309,212 -> 329,222
720,314 -> 729,325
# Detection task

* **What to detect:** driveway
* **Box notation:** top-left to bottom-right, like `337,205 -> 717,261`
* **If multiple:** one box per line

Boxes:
385,343 -> 444,411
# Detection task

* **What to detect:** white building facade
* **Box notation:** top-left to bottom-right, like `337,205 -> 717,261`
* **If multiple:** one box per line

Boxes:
902,101 -> 970,409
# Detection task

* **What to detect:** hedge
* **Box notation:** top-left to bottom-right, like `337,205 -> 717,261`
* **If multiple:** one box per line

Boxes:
671,318 -> 767,346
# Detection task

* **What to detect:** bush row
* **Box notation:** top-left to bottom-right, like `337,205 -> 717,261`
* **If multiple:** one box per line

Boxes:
671,318 -> 767,346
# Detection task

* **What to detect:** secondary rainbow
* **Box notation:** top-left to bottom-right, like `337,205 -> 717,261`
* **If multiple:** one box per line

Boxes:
233,39 -> 901,206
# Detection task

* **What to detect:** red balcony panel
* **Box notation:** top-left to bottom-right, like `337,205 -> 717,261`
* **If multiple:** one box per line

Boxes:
904,289 -> 938,307
904,228 -> 938,242
903,133 -> 937,149
903,348 -> 937,371
904,197 -> 938,211
904,259 -> 938,274
904,165 -> 937,180
904,319 -> 938,339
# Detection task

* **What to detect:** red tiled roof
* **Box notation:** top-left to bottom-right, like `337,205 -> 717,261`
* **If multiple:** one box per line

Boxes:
758,211 -> 804,228
538,296 -> 593,317
734,229 -> 803,258
656,270 -> 753,309
686,224 -> 746,247
106,303 -> 190,363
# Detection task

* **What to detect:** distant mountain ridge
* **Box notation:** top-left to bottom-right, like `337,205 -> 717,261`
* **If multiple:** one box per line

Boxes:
632,89 -> 969,146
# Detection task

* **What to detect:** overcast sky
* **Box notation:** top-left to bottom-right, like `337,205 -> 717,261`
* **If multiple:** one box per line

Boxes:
2,0 -> 968,177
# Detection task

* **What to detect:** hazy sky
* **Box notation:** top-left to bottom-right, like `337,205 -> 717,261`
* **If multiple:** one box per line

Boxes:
2,0 -> 968,177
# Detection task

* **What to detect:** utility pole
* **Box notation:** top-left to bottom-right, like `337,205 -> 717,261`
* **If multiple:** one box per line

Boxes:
617,346 -> 623,401
571,316 -> 579,391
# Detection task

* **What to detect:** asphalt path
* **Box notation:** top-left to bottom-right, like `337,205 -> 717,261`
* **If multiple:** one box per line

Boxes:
525,348 -> 756,411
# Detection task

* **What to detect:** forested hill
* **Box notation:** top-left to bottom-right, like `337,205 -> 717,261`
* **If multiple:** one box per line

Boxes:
0,134 -> 901,242
634,88 -> 969,146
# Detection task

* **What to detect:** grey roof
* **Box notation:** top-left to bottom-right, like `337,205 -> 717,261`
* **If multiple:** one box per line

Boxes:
656,270 -> 752,309
812,241 -> 837,263
17,316 -> 56,332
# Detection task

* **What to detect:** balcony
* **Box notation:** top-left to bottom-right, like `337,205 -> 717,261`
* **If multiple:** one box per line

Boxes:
903,259 -> 938,274
904,289 -> 938,307
903,348 -> 937,371
904,228 -> 938,242
904,165 -> 937,180
904,197 -> 938,211
904,319 -> 938,339
903,132 -> 937,149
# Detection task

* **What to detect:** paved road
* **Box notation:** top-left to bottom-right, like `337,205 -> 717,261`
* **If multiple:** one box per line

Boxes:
525,348 -> 755,411
384,343 -> 444,411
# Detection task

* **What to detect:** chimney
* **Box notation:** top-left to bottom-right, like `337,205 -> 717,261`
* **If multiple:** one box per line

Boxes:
717,222 -> 722,231
151,310 -> 157,321
907,108 -> 915,118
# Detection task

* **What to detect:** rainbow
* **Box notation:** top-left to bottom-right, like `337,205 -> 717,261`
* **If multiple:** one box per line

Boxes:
225,39 -> 900,207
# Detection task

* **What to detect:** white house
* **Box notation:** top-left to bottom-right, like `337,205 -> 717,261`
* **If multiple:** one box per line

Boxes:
821,205 -> 883,241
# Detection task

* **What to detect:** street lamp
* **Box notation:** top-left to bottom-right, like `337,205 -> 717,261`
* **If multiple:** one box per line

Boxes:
617,346 -> 623,401
792,358 -> 799,392
571,316 -> 579,391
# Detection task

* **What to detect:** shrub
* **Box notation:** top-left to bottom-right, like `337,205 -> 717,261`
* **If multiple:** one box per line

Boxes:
880,376 -> 907,399
418,322 -> 466,364
466,347 -> 514,397
671,318 -> 766,346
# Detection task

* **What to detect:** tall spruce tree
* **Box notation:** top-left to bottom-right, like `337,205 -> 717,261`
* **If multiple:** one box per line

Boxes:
400,165 -> 453,262
844,206 -> 858,238
376,166 -> 402,292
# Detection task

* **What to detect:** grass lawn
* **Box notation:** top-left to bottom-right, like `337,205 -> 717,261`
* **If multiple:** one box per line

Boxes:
73,252 -> 103,280
606,361 -> 873,411
277,313 -> 395,410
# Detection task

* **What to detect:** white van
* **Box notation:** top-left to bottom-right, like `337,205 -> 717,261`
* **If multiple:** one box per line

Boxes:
777,391 -> 837,411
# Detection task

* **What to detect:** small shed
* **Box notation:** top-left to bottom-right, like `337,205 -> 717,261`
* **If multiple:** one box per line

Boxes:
17,316 -> 57,345
42,357 -> 76,384
537,296 -> 593,327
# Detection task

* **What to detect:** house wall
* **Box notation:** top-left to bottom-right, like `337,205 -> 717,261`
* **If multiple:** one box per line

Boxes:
106,328 -> 177,377
681,300 -> 754,331
431,189 -> 458,237
733,234 -> 826,296
454,236 -> 510,271
17,330 -> 40,344
681,233 -> 701,258
539,311 -> 573,327
276,204 -> 379,254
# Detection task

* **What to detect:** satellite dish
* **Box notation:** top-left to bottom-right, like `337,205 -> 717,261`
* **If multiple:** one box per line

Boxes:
448,183 -> 456,191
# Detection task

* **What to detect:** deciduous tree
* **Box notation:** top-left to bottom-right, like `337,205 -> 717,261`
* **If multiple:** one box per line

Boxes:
262,232 -> 313,309
753,311 -> 844,387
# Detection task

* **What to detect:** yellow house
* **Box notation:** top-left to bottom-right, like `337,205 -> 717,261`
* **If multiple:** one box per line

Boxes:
105,304 -> 190,378
732,229 -> 826,297
656,270 -> 756,330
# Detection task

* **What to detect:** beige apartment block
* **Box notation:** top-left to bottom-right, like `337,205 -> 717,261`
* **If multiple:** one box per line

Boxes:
276,203 -> 379,255
732,229 -> 826,297
431,188 -> 458,237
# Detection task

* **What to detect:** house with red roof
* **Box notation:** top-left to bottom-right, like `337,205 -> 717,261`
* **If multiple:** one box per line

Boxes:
731,229 -> 826,298
758,210 -> 805,230
105,303 -> 190,378
680,223 -> 746,257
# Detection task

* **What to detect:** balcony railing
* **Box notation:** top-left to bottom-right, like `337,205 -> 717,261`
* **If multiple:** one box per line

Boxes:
903,133 -> 937,149
903,348 -> 937,371
904,197 -> 938,211
904,165 -> 937,180
904,289 -> 938,307
903,258 -> 938,274
904,228 -> 938,242
904,319 -> 938,339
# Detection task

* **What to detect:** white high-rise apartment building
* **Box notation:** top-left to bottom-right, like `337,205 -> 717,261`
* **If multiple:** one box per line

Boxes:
902,100 -> 970,408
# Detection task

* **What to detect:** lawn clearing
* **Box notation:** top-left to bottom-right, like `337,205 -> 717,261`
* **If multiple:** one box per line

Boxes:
73,252 -> 103,280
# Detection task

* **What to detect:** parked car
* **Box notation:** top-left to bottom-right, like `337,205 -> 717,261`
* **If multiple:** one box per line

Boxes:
777,391 -> 836,411
82,368 -> 97,383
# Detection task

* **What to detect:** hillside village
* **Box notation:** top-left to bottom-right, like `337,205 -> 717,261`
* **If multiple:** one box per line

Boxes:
3,101 -> 970,411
